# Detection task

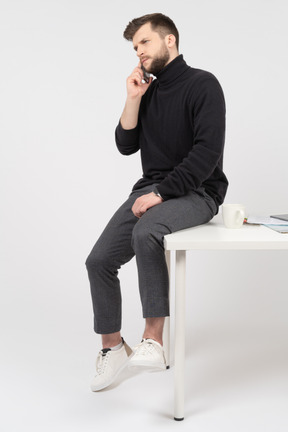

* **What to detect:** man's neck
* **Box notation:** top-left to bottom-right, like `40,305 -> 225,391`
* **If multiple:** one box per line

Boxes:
165,51 -> 179,67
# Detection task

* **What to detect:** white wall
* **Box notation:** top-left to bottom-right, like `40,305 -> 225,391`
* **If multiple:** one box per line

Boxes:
1,0 -> 287,429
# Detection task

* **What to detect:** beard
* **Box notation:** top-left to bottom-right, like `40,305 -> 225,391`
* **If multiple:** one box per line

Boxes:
143,43 -> 170,76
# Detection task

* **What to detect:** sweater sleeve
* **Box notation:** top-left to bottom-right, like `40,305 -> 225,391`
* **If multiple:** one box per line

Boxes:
156,74 -> 226,200
115,121 -> 140,155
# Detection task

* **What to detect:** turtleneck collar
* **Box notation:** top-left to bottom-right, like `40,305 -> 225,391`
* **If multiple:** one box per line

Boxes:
154,54 -> 189,86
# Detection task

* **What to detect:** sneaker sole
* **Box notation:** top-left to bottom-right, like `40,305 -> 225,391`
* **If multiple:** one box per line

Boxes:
128,359 -> 166,370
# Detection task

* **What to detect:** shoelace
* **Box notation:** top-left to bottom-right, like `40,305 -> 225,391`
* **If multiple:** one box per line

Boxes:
96,349 -> 111,375
135,340 -> 155,356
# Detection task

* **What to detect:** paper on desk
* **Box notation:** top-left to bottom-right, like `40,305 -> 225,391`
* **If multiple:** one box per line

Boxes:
264,225 -> 288,233
246,216 -> 288,225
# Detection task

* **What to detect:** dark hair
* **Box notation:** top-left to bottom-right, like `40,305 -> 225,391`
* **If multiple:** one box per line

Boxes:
123,13 -> 179,50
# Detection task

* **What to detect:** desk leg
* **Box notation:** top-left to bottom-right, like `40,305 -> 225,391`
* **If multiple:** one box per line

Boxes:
174,250 -> 186,421
163,250 -> 171,368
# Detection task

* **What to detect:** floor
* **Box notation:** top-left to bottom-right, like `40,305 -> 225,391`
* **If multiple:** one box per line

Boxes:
2,321 -> 288,432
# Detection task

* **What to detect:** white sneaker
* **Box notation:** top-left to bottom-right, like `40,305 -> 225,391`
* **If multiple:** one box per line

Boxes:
90,340 -> 133,391
129,338 -> 166,370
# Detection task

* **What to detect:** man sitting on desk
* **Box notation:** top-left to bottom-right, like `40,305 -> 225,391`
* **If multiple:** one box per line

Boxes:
86,12 -> 228,391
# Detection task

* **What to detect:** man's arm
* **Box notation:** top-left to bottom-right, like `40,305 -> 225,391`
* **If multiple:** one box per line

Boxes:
115,63 -> 152,155
116,63 -> 162,218
120,62 -> 152,129
120,65 -> 163,218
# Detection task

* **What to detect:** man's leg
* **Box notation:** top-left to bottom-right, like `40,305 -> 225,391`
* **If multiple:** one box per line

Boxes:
129,187 -> 217,368
143,317 -> 165,344
132,187 -> 217,320
101,332 -> 122,349
86,187 -> 151,335
86,186 -> 158,390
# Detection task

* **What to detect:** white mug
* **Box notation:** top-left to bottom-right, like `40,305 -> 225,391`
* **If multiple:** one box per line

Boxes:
222,204 -> 246,229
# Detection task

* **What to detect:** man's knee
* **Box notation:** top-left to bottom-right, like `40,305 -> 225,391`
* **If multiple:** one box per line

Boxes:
85,246 -> 109,274
131,220 -> 166,252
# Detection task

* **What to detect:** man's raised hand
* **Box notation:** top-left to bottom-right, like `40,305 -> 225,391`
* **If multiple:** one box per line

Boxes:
126,62 -> 152,99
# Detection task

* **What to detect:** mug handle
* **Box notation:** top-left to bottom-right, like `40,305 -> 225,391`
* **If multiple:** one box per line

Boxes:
236,209 -> 245,225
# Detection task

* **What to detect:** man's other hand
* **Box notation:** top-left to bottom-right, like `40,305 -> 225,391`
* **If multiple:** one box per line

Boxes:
132,192 -> 163,218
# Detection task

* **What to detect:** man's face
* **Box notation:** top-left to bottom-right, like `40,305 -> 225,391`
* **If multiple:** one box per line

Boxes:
132,23 -> 170,75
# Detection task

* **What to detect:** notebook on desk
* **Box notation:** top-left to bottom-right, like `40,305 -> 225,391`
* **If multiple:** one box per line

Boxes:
270,214 -> 288,222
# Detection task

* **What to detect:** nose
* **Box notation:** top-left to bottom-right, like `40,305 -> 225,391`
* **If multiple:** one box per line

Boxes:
137,47 -> 144,58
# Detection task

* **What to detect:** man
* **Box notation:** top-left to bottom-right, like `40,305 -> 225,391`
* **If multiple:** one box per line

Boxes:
86,13 -> 228,391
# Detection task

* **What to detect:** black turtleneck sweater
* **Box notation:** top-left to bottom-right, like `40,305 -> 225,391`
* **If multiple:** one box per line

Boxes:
115,55 -> 228,208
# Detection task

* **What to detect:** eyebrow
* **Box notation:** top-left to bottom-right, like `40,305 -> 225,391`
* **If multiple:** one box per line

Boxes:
133,38 -> 148,51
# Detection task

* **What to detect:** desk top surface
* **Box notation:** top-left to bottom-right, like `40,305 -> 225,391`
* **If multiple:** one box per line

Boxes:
164,216 -> 288,250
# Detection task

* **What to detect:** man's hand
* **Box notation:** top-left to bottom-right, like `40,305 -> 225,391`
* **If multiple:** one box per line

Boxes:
132,192 -> 163,218
126,62 -> 152,99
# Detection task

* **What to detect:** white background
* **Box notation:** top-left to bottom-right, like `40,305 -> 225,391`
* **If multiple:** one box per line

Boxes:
1,0 -> 287,430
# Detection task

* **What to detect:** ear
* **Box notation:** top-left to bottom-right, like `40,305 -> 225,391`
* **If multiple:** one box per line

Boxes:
165,33 -> 177,49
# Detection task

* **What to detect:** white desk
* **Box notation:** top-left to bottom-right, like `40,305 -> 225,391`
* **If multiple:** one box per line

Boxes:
164,217 -> 288,421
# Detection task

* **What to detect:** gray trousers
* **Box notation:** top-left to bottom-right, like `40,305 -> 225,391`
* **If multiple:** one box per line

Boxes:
85,185 -> 217,334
